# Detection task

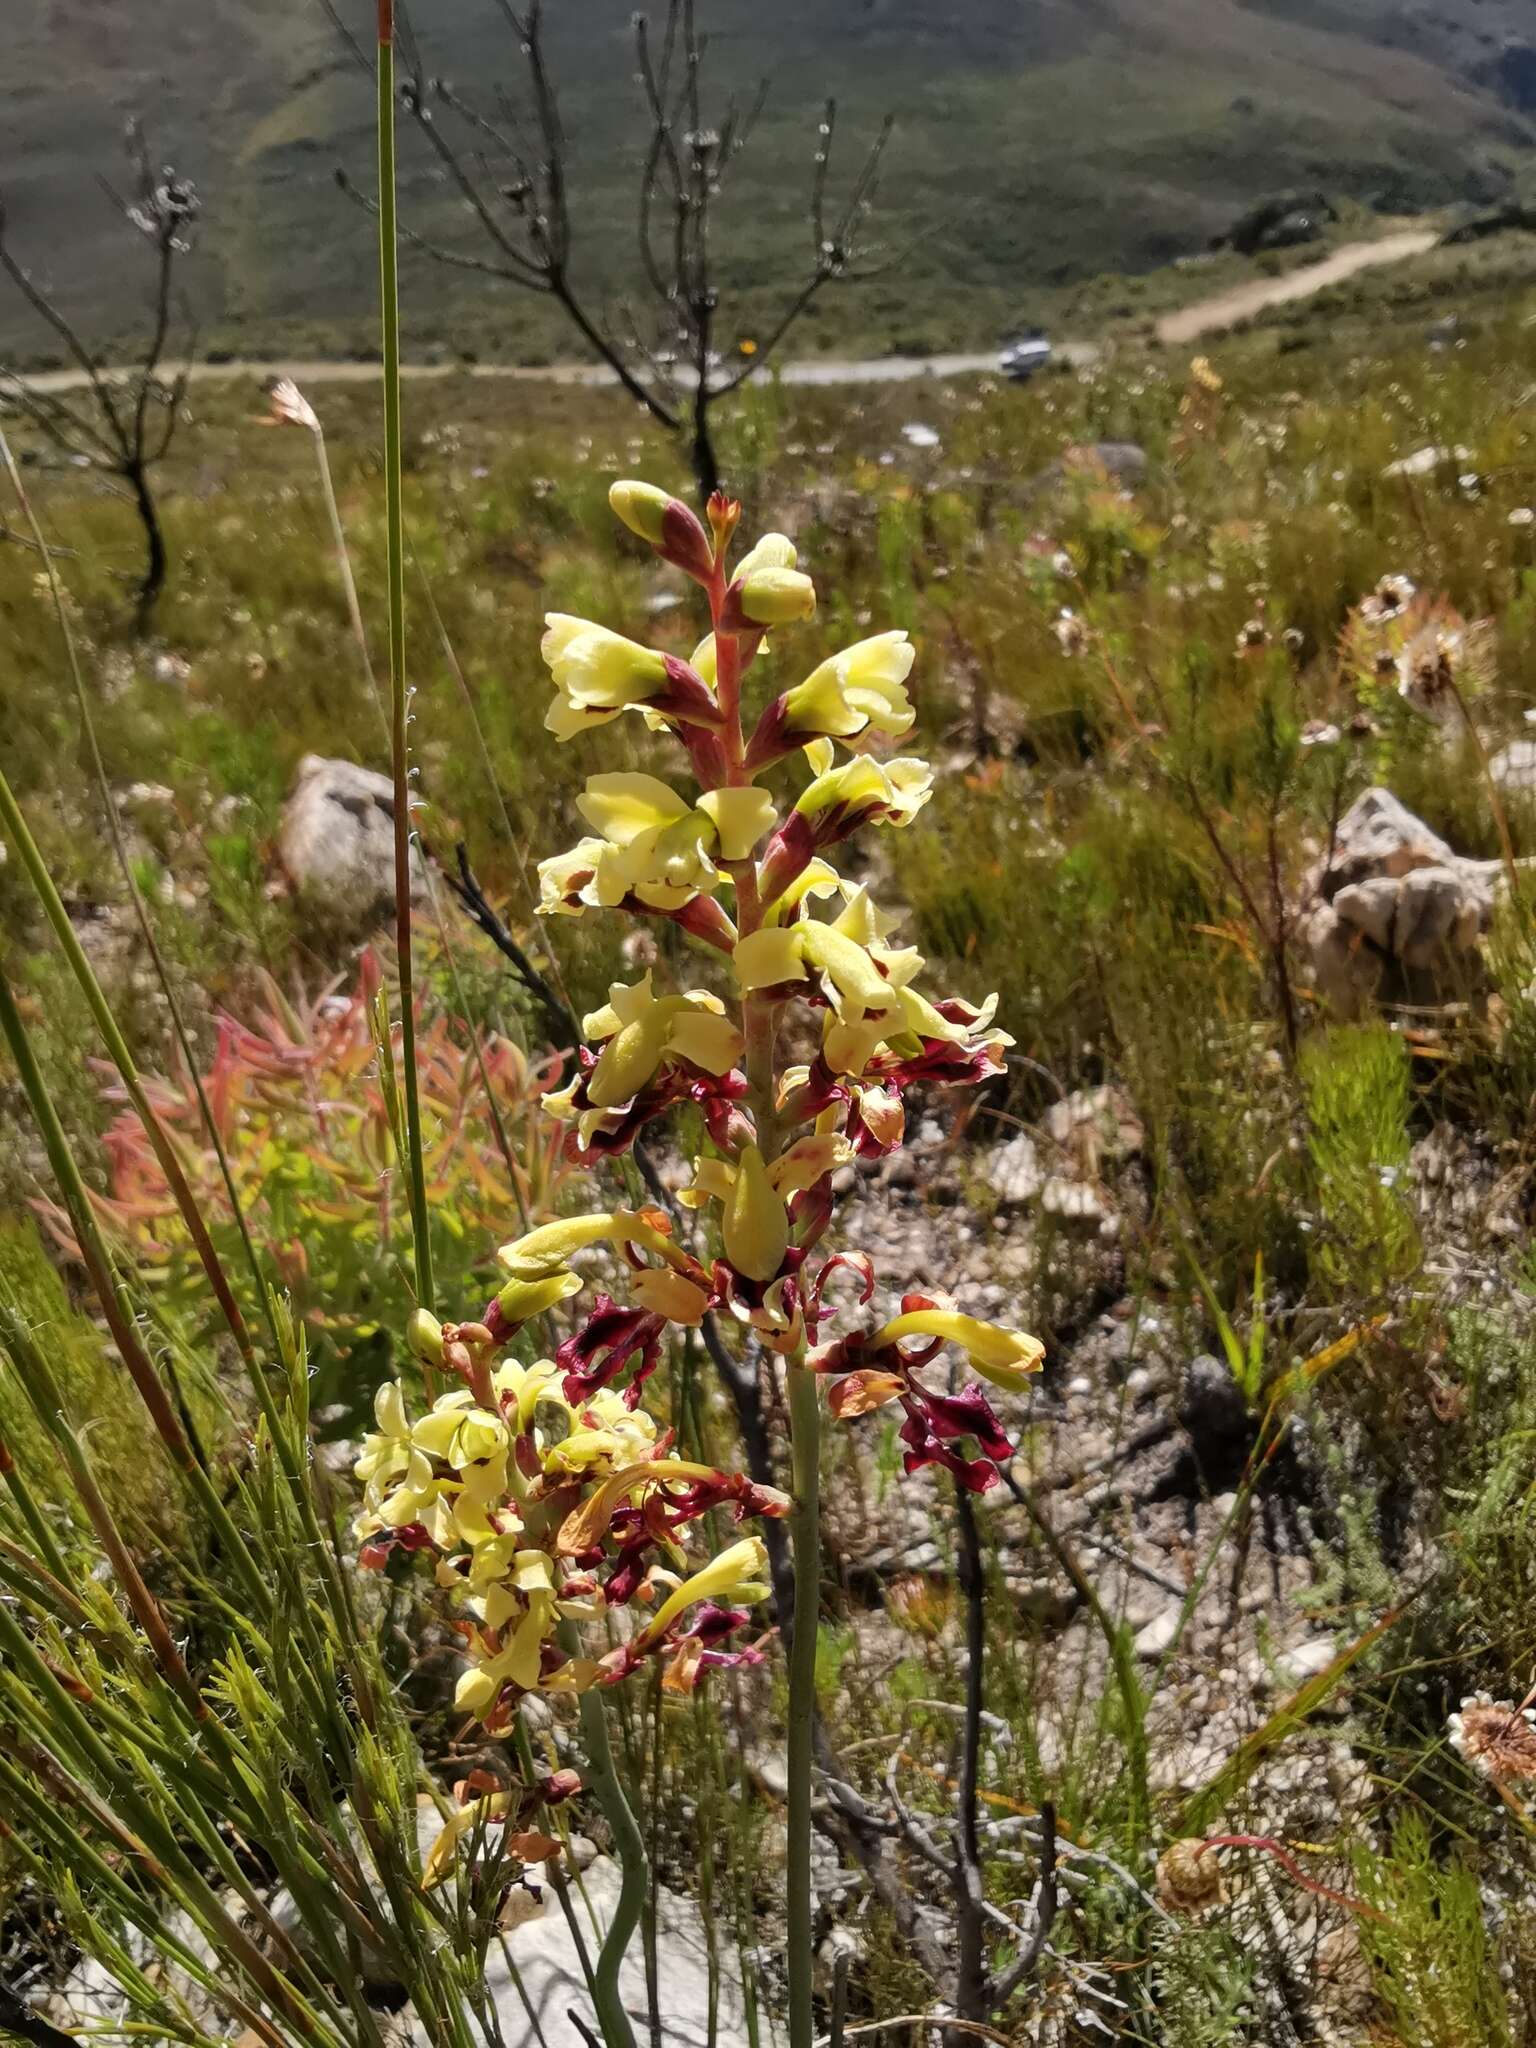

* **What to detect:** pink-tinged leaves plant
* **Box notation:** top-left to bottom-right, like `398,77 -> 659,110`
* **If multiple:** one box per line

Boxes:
38,953 -> 573,1419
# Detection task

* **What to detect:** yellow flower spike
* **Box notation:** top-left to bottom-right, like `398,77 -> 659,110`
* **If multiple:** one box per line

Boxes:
872,1309 -> 1046,1393
723,1143 -> 791,1283
631,1536 -> 771,1651
691,634 -> 718,689
698,786 -> 778,862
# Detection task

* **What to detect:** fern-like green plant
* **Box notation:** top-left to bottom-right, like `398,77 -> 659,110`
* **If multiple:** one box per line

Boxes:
1301,1022 -> 1420,1301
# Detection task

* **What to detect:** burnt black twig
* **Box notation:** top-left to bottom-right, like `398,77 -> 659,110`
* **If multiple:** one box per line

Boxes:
441,842 -> 578,1050
0,121 -> 199,631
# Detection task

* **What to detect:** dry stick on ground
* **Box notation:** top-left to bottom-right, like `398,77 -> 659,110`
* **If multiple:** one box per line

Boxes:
324,0 -> 891,500
0,123 -> 198,630
0,1979 -> 80,2048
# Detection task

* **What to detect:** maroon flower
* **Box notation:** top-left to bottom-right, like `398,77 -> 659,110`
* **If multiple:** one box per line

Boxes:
557,1298 -> 668,1406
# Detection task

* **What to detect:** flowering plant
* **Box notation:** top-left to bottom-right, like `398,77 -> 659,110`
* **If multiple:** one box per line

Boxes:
358,480 -> 1041,2048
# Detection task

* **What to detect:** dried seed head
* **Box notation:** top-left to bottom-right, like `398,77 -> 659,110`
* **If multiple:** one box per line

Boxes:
1235,617 -> 1268,655
1156,1838 -> 1227,1916
1054,608 -> 1087,658
1359,573 -> 1416,624
1448,1693 -> 1536,1785
266,377 -> 320,434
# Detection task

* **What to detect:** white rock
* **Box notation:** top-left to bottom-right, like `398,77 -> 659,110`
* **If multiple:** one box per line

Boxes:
1041,1176 -> 1107,1224
487,1854 -> 747,2046
1133,1605 -> 1182,1659
277,754 -> 427,929
990,1132 -> 1043,1204
1271,1637 -> 1337,1689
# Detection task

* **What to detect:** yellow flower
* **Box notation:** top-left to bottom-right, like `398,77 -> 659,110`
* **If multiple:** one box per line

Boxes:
735,891 -> 912,1033
681,1134 -> 852,1283
795,746 -> 933,830
870,1307 -> 1044,1392
541,615 -> 670,739
630,1537 -> 771,1652
697,786 -> 778,862
608,479 -> 674,543
782,631 -> 916,742
538,773 -> 719,916
723,534 -> 816,629
541,615 -> 720,741
579,973 -> 744,1108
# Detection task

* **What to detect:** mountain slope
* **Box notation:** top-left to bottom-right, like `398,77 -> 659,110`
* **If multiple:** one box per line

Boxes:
0,0 -> 1531,361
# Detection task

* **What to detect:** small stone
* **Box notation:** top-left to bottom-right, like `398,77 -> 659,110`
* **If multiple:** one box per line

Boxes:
1272,1637 -> 1337,1689
1134,1605 -> 1182,1659
991,1132 -> 1043,1204
1041,1176 -> 1107,1224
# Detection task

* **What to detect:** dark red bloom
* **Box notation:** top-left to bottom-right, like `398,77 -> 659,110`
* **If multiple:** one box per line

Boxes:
897,1401 -> 1002,1492
557,1298 -> 667,1406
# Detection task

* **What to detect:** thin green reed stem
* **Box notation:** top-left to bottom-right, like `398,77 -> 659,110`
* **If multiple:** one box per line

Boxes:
0,971 -> 266,1614
0,426 -> 284,1369
377,1 -> 434,1316
0,460 -> 364,1663
785,1358 -> 821,2048
557,1625 -> 642,2048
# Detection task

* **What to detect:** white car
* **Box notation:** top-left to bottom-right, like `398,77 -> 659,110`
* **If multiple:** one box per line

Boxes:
999,333 -> 1052,382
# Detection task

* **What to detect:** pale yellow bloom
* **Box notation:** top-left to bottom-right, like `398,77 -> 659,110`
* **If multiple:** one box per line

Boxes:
541,614 -> 670,740
782,630 -> 916,742
870,1307 -> 1045,1392
577,974 -> 744,1108
697,785 -> 778,861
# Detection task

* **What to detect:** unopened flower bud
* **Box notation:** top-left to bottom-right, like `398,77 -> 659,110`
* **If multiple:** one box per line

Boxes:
609,479 -> 715,581
720,540 -> 816,633
406,1308 -> 444,1365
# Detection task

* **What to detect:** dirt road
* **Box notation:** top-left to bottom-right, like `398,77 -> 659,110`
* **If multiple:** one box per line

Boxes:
9,227 -> 1440,399
1155,228 -> 1438,346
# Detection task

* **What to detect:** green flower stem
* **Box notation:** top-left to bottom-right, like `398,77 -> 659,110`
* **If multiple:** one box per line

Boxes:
563,1628 -> 644,2047
706,531 -> 821,2047
784,1355 -> 821,2048
376,2 -> 434,1318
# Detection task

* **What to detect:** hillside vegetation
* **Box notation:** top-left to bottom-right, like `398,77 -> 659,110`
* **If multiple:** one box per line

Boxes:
13,130 -> 1536,2039
2,0 -> 1535,364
